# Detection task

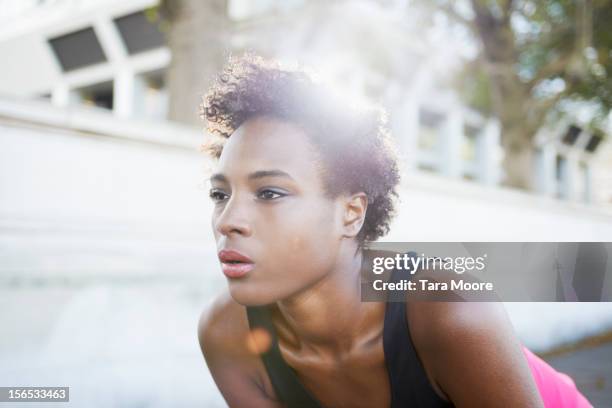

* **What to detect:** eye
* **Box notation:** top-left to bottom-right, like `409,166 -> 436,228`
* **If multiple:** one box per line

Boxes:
209,188 -> 229,203
257,188 -> 287,200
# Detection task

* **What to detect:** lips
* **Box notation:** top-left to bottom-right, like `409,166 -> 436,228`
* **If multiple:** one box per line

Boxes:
218,249 -> 255,278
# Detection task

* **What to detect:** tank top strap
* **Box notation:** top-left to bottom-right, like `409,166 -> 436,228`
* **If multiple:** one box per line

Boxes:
383,251 -> 454,407
246,305 -> 322,407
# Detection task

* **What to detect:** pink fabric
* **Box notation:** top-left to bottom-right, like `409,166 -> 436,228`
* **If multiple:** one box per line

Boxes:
522,346 -> 592,408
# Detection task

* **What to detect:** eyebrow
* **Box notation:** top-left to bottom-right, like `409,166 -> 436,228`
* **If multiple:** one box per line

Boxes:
210,169 -> 295,183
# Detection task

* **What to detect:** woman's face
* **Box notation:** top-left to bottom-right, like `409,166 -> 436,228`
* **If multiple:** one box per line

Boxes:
209,116 -> 346,305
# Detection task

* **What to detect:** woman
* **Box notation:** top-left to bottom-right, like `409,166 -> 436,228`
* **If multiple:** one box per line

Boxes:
198,55 -> 591,407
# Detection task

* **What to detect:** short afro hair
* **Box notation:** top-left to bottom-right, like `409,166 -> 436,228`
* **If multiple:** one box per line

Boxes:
201,54 -> 401,244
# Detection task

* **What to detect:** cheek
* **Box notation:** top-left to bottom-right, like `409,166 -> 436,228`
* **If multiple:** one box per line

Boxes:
274,201 -> 340,268
211,212 -> 221,241
229,201 -> 341,304
280,200 -> 337,244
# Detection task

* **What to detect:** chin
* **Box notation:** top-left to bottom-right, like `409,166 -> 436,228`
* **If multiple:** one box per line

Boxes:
228,283 -> 280,306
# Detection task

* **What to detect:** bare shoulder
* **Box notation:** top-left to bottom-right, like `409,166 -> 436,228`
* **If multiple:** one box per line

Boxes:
198,289 -> 252,358
406,301 -> 514,352
406,299 -> 521,375
406,301 -> 543,406
405,264 -> 505,341
404,301 -> 510,402
198,291 -> 282,407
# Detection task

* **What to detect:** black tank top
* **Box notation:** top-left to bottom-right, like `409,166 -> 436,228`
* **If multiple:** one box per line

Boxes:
246,251 -> 455,407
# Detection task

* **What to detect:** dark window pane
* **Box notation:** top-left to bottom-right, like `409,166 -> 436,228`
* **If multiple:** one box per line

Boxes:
49,27 -> 107,72
419,109 -> 445,128
585,134 -> 602,153
114,11 -> 164,55
555,154 -> 565,181
90,87 -> 113,110
562,125 -> 582,145
76,81 -> 114,110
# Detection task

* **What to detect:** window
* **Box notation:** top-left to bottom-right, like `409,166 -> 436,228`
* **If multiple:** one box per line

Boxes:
49,27 -> 107,71
585,133 -> 602,153
417,109 -> 444,152
134,70 -> 168,119
555,154 -> 567,199
578,162 -> 590,203
461,124 -> 479,163
461,124 -> 480,181
562,125 -> 581,145
114,11 -> 164,55
73,81 -> 114,110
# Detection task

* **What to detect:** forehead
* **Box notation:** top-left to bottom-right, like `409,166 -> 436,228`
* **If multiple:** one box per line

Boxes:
216,116 -> 324,184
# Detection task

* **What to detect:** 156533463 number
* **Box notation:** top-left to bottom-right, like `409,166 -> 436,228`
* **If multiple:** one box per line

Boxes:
0,387 -> 69,402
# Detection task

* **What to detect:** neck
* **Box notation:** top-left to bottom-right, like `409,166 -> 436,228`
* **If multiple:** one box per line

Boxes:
273,243 -> 379,357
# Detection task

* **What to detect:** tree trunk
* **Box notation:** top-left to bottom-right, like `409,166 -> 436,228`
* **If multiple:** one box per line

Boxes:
161,0 -> 231,126
492,78 -> 539,190
470,0 -> 541,190
500,127 -> 536,190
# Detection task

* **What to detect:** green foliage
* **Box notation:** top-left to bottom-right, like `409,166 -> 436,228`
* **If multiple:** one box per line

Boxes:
436,0 -> 611,138
455,61 -> 494,116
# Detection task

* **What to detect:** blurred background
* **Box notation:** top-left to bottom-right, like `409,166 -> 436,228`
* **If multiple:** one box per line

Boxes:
0,0 -> 611,406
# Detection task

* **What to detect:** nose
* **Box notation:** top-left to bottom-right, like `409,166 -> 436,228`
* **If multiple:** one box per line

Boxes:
213,194 -> 253,238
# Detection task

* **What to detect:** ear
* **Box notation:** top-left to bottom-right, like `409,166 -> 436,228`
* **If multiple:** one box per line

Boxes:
341,192 -> 368,239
